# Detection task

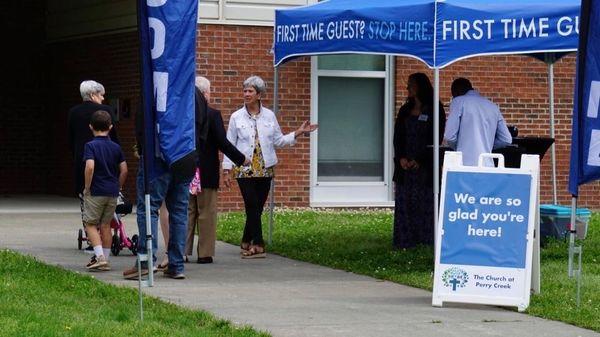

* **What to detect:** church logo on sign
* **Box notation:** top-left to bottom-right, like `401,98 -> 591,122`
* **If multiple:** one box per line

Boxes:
442,267 -> 469,291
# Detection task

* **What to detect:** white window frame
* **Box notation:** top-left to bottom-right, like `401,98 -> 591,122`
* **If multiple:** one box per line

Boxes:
198,0 -> 318,26
309,55 -> 395,207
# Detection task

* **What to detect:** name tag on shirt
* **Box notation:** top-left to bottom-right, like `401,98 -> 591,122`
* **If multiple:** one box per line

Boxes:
418,114 -> 429,122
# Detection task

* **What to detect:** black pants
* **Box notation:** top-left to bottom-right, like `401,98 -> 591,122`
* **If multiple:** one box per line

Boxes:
237,177 -> 272,246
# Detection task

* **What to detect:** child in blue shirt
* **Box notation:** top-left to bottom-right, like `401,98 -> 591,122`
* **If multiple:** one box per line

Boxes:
83,110 -> 127,271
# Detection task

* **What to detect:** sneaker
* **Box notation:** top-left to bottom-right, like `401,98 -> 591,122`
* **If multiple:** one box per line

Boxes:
98,261 -> 111,271
197,256 -> 213,264
84,245 -> 95,254
87,256 -> 111,271
163,269 -> 185,279
87,255 -> 108,271
86,255 -> 98,268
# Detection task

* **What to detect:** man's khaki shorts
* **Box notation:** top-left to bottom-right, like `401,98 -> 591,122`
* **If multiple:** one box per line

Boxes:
83,193 -> 117,226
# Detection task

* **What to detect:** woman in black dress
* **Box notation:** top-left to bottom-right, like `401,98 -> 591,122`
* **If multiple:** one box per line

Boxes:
393,73 -> 445,249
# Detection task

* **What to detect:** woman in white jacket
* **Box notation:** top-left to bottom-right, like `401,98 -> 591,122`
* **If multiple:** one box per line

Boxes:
222,76 -> 317,258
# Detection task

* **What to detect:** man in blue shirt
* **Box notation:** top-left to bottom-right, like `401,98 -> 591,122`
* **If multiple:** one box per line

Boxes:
443,78 -> 512,166
82,110 -> 128,271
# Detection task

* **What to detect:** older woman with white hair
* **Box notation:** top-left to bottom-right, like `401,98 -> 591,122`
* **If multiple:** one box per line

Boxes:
68,80 -> 119,195
79,80 -> 106,102
222,75 -> 317,258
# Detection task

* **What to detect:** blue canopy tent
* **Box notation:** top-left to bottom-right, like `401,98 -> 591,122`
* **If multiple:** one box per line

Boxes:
274,0 -> 579,67
270,0 -> 580,240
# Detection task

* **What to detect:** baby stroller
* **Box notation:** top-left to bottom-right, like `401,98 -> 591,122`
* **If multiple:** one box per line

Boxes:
77,192 -> 138,256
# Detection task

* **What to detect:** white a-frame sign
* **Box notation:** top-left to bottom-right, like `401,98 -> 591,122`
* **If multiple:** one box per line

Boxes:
432,152 -> 539,312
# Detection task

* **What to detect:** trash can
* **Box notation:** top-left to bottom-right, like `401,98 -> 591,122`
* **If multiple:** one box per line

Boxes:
539,204 -> 591,242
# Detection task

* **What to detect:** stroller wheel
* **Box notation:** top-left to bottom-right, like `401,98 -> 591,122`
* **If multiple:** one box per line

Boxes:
111,234 -> 121,256
77,229 -> 83,250
130,234 -> 138,255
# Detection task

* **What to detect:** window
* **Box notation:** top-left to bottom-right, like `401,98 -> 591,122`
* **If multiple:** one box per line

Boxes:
310,55 -> 395,206
317,76 -> 384,182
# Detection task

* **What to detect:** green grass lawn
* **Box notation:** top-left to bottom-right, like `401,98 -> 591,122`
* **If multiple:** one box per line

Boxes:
0,249 -> 269,337
218,209 -> 600,332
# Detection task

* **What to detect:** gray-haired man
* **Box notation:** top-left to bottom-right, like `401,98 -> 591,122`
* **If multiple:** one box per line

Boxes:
185,76 -> 248,263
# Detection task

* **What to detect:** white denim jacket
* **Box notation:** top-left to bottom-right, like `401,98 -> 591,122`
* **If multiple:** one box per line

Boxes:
222,105 -> 296,170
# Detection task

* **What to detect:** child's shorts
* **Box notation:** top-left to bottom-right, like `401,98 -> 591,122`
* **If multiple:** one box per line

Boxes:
83,193 -> 118,226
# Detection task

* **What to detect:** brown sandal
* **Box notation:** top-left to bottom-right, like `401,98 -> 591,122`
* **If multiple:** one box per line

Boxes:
241,245 -> 266,259
240,242 -> 251,255
157,260 -> 169,272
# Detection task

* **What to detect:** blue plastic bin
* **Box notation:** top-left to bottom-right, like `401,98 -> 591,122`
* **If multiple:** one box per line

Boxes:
539,204 -> 591,241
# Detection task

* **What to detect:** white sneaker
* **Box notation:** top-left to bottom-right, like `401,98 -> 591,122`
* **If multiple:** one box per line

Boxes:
87,255 -> 108,271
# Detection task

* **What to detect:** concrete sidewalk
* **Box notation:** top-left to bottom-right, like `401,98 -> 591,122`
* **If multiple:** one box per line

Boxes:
0,195 -> 597,337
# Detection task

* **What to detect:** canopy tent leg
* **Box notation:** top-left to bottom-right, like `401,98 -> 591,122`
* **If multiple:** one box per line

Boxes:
548,61 -> 558,204
268,66 -> 279,245
268,179 -> 275,245
531,174 -> 541,294
433,69 -> 440,241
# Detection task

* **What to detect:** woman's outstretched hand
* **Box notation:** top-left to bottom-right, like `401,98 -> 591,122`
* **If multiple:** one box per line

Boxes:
295,121 -> 318,137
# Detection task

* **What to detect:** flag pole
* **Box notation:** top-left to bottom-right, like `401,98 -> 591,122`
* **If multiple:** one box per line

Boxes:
268,66 -> 279,245
568,195 -> 582,307
433,0 -> 440,246
433,68 -> 440,243
138,0 -> 154,289
136,0 -> 148,320
566,0 -> 593,306
568,196 -> 577,278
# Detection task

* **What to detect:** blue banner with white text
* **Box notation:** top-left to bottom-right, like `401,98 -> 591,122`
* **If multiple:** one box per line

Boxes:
274,0 -> 435,66
138,0 -> 197,182
436,0 -> 580,68
569,0 -> 600,195
274,0 -> 580,68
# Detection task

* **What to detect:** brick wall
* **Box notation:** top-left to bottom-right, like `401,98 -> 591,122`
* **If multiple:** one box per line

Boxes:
0,1 -> 47,194
6,23 -> 598,209
197,24 -> 312,211
45,32 -> 140,199
200,24 -> 598,210
43,25 -> 312,211
394,56 -> 600,208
